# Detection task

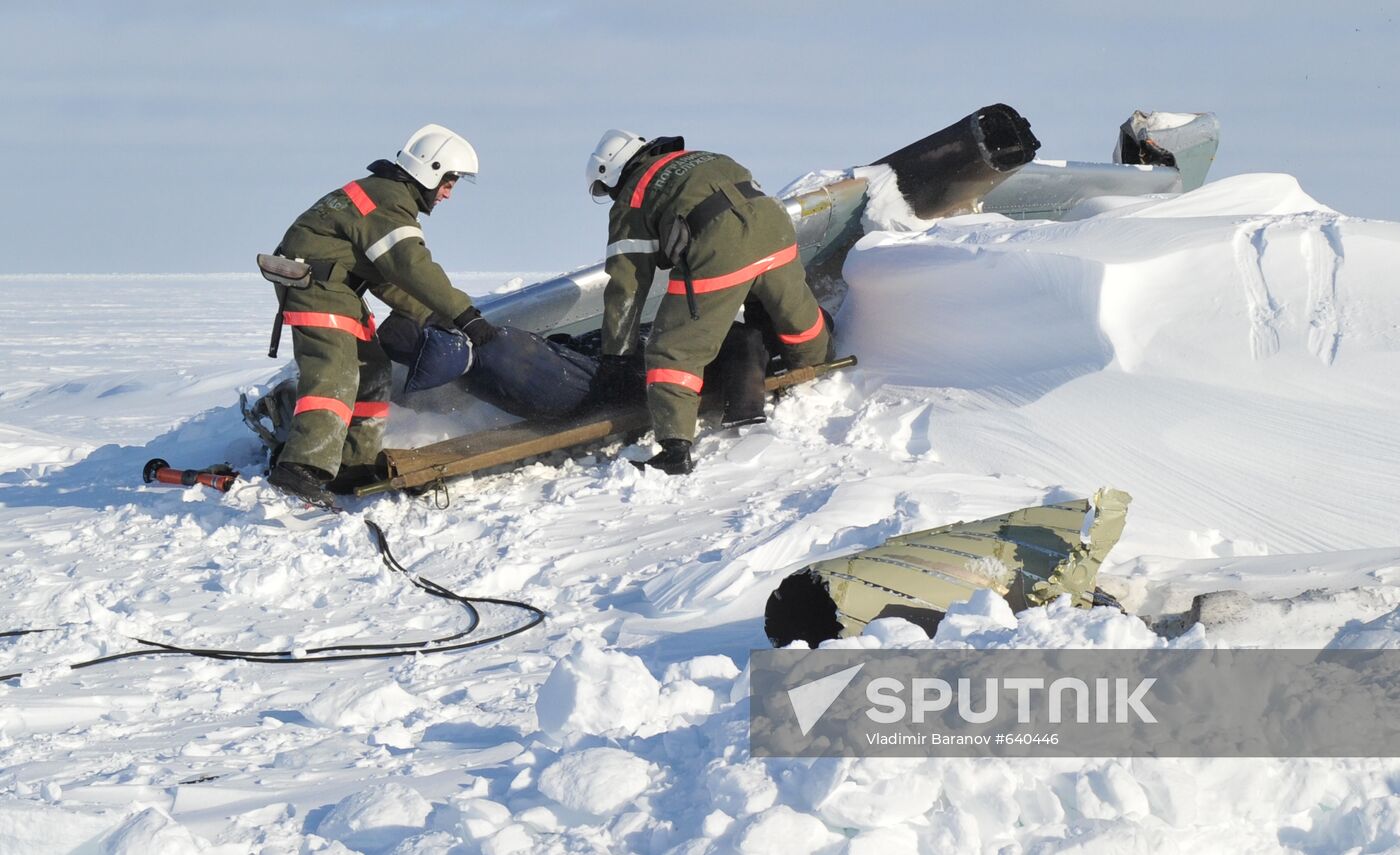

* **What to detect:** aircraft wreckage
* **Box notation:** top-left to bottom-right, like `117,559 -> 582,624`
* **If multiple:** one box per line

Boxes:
475,105 -> 1218,337
243,104 -> 1220,495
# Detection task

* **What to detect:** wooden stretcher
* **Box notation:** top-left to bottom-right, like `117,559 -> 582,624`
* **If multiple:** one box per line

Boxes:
356,356 -> 856,496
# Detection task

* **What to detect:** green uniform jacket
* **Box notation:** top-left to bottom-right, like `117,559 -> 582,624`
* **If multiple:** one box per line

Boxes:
603,150 -> 780,357
278,174 -> 474,325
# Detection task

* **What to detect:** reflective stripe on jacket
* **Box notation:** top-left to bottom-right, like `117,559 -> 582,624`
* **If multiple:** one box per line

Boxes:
278,175 -> 474,326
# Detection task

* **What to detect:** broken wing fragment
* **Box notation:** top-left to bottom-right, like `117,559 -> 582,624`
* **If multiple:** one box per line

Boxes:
764,489 -> 1132,647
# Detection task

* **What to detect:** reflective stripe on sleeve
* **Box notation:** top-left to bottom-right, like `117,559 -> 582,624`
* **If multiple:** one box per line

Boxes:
629,151 -> 689,209
365,226 -> 424,262
352,401 -> 390,419
646,367 -> 704,393
606,238 -> 660,258
294,395 -> 352,425
666,243 -> 799,295
343,181 -> 377,216
283,311 -> 376,342
779,309 -> 826,345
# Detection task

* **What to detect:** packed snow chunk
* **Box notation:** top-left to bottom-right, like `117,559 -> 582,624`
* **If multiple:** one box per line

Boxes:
1073,762 -> 1153,821
932,589 -> 1018,645
537,747 -> 656,819
0,800 -> 116,854
817,776 -> 939,831
535,643 -> 661,738
388,830 -> 461,855
447,797 -> 512,840
813,759 -> 941,830
704,759 -> 779,817
1131,759 -> 1199,828
932,590 -> 1168,650
659,657 -> 737,720
847,825 -> 921,855
371,720 -> 417,750
921,804 -> 983,852
656,678 -> 720,724
316,782 -> 433,852
99,806 -> 212,854
1327,604 -> 1400,649
662,654 -> 741,688
1014,779 -> 1067,828
853,163 -> 942,233
302,678 -> 423,728
1286,793 -> 1400,854
735,805 -> 842,855
1010,596 -> 1168,649
482,823 -> 535,855
702,809 -> 735,837
218,562 -> 295,601
939,760 -> 1022,844
513,805 -> 563,834
862,616 -> 930,646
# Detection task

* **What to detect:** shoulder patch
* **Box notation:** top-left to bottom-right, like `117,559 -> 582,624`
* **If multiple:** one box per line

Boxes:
342,181 -> 377,216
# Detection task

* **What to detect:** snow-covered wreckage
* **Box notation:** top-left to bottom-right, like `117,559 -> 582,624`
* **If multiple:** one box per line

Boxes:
248,105 -> 1219,496
242,104 -> 1221,638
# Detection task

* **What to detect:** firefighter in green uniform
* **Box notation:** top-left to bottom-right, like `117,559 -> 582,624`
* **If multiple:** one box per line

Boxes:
585,130 -> 833,474
267,123 -> 500,507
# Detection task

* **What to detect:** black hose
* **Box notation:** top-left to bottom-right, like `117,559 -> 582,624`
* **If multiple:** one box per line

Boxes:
0,519 -> 546,682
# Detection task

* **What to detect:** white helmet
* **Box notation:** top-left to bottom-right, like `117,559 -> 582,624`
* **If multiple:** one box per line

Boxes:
397,124 -> 479,190
586,129 -> 647,199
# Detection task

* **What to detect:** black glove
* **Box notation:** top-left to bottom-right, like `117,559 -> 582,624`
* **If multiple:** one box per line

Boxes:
453,307 -> 500,347
591,353 -> 642,405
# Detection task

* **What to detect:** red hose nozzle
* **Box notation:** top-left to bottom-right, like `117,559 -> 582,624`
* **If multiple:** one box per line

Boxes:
142,458 -> 238,493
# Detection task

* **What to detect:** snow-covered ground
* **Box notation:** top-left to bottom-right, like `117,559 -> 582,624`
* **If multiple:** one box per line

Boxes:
2,174 -> 1399,854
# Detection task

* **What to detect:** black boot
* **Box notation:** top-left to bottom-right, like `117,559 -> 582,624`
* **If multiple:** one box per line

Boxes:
268,462 -> 337,509
719,323 -> 769,428
632,438 -> 694,475
327,463 -> 384,496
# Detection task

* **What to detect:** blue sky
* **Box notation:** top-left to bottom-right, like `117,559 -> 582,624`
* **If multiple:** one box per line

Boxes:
2,1 -> 1395,274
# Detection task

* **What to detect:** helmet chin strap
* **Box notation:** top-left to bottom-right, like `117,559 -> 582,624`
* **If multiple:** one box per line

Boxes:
416,180 -> 440,215
365,158 -> 444,215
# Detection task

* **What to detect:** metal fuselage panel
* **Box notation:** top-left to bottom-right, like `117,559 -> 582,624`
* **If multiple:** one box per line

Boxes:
982,160 -> 1183,220
477,178 -> 873,337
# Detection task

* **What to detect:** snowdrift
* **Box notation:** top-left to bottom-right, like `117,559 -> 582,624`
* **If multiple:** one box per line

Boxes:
841,173 -> 1400,554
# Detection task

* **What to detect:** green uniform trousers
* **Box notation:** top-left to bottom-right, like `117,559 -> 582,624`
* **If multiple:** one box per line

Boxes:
645,198 -> 832,442
278,285 -> 392,478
